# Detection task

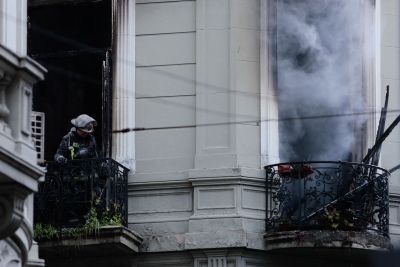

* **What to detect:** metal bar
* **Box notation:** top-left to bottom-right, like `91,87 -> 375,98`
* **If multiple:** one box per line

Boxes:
102,51 -> 112,158
30,47 -> 110,59
371,86 -> 389,166
304,171 -> 386,221
388,163 -> 400,174
264,166 -> 269,231
362,113 -> 400,163
124,168 -> 128,226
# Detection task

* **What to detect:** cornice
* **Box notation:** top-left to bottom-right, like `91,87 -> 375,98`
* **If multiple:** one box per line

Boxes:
0,44 -> 47,83
0,147 -> 46,192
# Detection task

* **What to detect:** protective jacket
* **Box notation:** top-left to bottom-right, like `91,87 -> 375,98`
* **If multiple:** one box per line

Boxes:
54,127 -> 98,160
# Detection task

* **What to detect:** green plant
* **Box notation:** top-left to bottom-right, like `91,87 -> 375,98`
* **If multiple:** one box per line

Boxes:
319,207 -> 354,230
34,223 -> 59,240
100,207 -> 123,226
59,227 -> 82,239
82,204 -> 123,236
83,206 -> 101,236
34,200 -> 123,240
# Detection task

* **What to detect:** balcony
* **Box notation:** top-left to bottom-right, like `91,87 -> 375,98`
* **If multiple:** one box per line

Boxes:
35,158 -> 129,227
264,161 -> 392,252
33,158 -> 142,263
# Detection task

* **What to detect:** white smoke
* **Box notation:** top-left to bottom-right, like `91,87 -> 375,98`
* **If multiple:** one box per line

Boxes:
277,0 -> 371,162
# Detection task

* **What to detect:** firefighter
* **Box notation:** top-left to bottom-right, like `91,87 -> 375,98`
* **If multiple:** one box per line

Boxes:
54,114 -> 99,164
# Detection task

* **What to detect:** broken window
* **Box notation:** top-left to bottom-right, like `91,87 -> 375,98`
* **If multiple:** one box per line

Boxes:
28,0 -> 112,160
275,0 -> 374,162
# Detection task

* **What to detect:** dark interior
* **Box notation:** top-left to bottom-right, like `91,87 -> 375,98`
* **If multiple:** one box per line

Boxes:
28,0 -> 111,160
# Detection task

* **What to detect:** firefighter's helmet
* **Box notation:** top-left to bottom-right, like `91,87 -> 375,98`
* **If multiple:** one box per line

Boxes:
71,114 -> 98,133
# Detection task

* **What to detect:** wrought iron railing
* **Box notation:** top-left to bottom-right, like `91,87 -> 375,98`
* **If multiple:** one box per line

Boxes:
264,161 -> 389,236
34,158 -> 129,228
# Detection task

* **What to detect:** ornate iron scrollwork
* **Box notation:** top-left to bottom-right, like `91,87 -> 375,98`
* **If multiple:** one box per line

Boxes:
34,158 -> 129,228
264,161 -> 389,236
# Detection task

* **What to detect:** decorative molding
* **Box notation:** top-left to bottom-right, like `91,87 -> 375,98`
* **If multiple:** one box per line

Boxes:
197,188 -> 235,210
0,239 -> 21,267
189,167 -> 265,179
21,86 -> 32,136
11,218 -> 35,265
129,190 -> 192,214
0,146 -> 46,192
189,175 -> 265,188
208,257 -> 227,267
0,184 -> 30,239
0,43 -> 46,147
241,188 -> 265,211
0,70 -> 11,119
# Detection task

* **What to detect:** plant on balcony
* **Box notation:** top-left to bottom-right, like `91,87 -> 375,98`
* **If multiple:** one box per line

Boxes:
318,207 -> 355,230
83,202 -> 123,236
34,198 -> 123,240
34,223 -> 59,240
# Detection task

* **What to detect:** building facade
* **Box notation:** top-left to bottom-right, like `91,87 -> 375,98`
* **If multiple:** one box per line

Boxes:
129,0 -> 400,265
0,1 -> 46,267
23,0 -> 400,266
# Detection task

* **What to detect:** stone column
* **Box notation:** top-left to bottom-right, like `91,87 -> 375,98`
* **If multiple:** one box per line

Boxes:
112,0 -> 136,172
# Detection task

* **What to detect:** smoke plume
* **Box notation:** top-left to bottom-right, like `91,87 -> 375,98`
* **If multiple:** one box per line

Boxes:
277,0 -> 371,162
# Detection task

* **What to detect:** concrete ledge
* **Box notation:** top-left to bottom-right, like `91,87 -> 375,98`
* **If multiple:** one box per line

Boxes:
264,230 -> 392,251
38,226 -> 143,259
263,230 -> 394,265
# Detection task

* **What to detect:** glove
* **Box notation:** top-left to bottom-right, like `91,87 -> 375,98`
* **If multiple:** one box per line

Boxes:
87,146 -> 95,155
75,148 -> 93,159
56,155 -> 67,164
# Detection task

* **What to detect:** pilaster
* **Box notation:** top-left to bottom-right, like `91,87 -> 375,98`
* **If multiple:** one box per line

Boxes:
260,0 -> 279,166
0,0 -> 27,57
195,0 -> 263,170
112,0 -> 136,172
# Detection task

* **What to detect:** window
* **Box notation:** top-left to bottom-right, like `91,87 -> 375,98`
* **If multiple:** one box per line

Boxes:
262,0 -> 377,163
31,111 -> 45,164
28,0 -> 112,160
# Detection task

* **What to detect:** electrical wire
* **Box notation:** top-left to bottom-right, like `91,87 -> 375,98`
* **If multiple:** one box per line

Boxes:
112,108 -> 400,133
2,4 -> 397,136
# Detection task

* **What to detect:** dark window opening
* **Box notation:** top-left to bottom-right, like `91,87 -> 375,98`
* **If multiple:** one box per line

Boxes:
276,0 -> 367,162
28,0 -> 112,161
